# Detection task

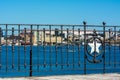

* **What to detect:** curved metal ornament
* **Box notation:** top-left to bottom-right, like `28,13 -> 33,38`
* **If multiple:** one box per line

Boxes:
86,31 -> 104,63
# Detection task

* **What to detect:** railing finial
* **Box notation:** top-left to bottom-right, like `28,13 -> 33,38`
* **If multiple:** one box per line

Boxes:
102,22 -> 106,25
83,21 -> 86,25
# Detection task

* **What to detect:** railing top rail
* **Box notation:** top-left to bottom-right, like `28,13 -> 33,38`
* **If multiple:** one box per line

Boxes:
0,24 -> 120,27
0,24 -> 83,26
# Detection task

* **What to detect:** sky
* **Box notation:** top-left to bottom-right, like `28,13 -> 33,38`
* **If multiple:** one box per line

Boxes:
0,0 -> 120,25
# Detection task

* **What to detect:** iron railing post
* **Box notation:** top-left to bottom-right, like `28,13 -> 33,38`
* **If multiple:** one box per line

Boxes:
67,28 -> 69,67
61,26 -> 63,69
103,22 -> 106,73
49,25 -> 52,70
108,29 -> 111,66
114,26 -> 116,68
55,28 -> 58,67
18,25 -> 20,71
83,21 -> 87,74
24,28 -> 26,68
37,25 -> 40,71
72,26 -> 75,68
30,25 -> 33,77
43,28 -> 46,67
78,28 -> 80,66
0,28 -> 1,69
6,25 -> 8,72
12,28 -> 14,69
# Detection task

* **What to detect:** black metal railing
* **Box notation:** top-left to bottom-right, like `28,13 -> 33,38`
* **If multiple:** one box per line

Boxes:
0,22 -> 120,77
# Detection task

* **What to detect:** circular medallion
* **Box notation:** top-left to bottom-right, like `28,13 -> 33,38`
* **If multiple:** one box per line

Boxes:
86,37 -> 103,57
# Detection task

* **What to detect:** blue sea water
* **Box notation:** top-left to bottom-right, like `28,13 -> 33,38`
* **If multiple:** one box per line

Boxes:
0,45 -> 120,77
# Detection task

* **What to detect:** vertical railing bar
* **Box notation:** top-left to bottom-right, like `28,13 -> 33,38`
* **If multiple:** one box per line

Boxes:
72,26 -> 75,68
119,28 -> 120,50
94,30 -> 97,62
67,28 -> 69,67
18,25 -> 20,71
55,28 -> 58,67
12,28 -> 14,69
114,26 -> 116,68
119,28 -> 120,66
78,28 -> 80,66
43,28 -> 46,67
119,30 -> 120,50
103,22 -> 106,73
108,29 -> 111,66
6,25 -> 8,72
61,26 -> 63,69
37,25 -> 40,71
83,21 -> 86,74
24,28 -> 26,68
49,25 -> 52,70
29,25 -> 33,77
0,29 -> 1,69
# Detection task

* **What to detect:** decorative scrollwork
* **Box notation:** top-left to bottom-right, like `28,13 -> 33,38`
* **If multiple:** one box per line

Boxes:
86,30 -> 104,63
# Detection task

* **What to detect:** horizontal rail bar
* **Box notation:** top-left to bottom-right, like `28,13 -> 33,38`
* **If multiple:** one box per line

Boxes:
0,24 -> 120,27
